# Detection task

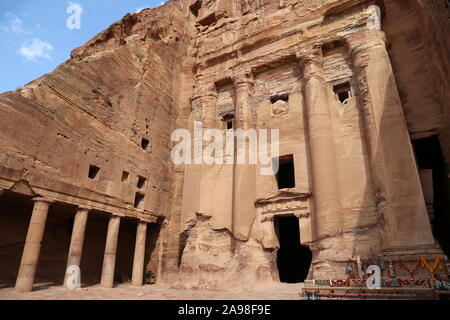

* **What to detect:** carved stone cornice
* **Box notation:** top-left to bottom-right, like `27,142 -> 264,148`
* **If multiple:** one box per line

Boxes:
32,197 -> 54,205
255,190 -> 310,206
256,191 -> 311,222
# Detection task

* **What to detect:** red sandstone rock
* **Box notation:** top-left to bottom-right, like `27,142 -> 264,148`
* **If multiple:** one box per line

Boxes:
0,0 -> 449,292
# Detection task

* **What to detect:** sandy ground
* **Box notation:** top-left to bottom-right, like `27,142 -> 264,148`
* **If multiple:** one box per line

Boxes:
0,283 -> 304,300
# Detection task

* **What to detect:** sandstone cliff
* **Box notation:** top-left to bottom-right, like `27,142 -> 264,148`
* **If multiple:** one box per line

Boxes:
0,0 -> 448,289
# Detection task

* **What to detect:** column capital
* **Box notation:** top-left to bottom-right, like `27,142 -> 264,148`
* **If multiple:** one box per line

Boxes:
232,69 -> 254,88
77,206 -> 91,213
191,83 -> 218,127
191,91 -> 218,104
345,29 -> 387,58
32,197 -> 54,205
298,46 -> 325,82
297,44 -> 323,64
191,82 -> 218,103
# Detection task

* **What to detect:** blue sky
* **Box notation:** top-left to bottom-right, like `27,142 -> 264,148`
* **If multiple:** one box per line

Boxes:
0,0 -> 166,93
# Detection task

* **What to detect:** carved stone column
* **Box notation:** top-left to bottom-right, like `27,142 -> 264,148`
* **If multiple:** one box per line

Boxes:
299,48 -> 341,240
131,221 -> 147,287
346,29 -> 434,248
233,71 -> 255,130
231,70 -> 257,240
192,84 -> 218,129
0,189 -> 4,197
100,215 -> 121,288
64,207 -> 90,288
193,86 -> 231,228
15,197 -> 53,293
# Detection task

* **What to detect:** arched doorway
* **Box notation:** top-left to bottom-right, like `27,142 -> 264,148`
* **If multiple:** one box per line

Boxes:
275,215 -> 312,283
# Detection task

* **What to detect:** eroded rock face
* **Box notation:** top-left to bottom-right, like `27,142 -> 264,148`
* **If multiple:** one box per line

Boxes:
177,214 -> 277,290
0,1 -> 191,219
0,0 -> 449,289
177,0 -> 449,285
0,1 -> 196,285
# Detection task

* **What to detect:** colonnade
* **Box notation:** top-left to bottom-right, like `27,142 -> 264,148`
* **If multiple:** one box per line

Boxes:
13,197 -> 151,293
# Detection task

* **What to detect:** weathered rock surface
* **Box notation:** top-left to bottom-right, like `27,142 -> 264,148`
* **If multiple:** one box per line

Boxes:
176,214 -> 277,289
0,0 -> 449,290
0,1 -> 191,219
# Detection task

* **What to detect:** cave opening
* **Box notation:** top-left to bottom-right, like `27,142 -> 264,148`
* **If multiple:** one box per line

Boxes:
189,0 -> 202,18
413,135 -> 450,257
275,216 -> 312,283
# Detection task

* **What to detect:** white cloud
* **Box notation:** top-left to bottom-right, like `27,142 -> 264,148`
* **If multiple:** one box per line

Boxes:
17,38 -> 54,63
135,7 -> 147,13
136,1 -> 167,12
1,12 -> 29,34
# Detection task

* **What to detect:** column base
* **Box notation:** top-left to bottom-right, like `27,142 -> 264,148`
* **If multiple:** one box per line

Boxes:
308,243 -> 449,281
379,243 -> 448,279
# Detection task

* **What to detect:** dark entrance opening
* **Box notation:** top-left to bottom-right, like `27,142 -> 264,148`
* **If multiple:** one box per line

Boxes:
333,82 -> 351,104
79,211 -> 109,286
189,0 -> 202,17
275,216 -> 312,283
413,136 -> 450,257
144,223 -> 162,284
0,192 -> 34,288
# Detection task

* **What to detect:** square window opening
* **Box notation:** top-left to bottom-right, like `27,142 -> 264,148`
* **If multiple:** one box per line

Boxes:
274,155 -> 296,190
88,165 -> 100,180
270,93 -> 289,104
333,82 -> 351,104
137,176 -> 147,189
141,138 -> 150,151
122,171 -> 129,182
222,114 -> 235,130
134,193 -> 145,209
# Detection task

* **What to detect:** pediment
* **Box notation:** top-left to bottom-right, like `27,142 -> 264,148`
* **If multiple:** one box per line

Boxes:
255,190 -> 310,206
9,179 -> 38,197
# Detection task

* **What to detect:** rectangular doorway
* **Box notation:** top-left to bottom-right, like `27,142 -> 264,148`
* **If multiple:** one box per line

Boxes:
275,216 -> 312,283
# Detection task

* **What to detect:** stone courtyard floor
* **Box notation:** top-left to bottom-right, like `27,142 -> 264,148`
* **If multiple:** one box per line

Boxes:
0,283 -> 304,300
